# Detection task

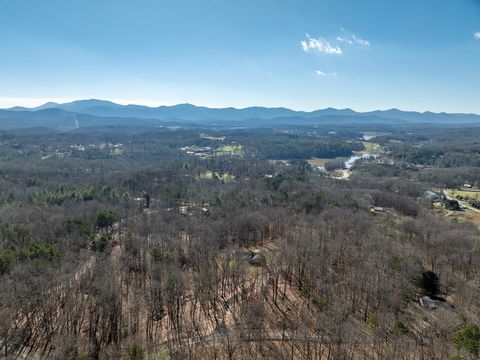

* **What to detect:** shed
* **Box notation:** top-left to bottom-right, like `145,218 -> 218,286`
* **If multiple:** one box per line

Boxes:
424,191 -> 442,202
371,207 -> 386,215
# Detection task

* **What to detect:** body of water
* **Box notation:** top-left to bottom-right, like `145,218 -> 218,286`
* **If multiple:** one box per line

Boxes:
344,153 -> 378,169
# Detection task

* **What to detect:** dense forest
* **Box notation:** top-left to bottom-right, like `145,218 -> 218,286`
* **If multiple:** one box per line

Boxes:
1,124 -> 480,359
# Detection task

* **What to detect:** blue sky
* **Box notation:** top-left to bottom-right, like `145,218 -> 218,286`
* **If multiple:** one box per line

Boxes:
0,0 -> 479,112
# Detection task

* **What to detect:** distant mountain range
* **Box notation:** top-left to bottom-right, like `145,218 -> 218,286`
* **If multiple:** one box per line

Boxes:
1,99 -> 479,131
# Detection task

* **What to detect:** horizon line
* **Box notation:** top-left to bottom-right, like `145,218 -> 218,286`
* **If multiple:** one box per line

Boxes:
0,97 -> 478,116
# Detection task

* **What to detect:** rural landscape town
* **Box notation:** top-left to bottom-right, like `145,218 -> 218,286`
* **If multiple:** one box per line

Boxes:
1,1 -> 480,359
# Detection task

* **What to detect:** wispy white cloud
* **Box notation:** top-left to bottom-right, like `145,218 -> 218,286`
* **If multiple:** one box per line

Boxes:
475,32 -> 480,40
301,33 -> 342,55
315,70 -> 337,78
337,34 -> 370,47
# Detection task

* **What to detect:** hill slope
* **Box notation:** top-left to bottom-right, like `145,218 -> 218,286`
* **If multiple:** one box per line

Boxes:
0,100 -> 479,130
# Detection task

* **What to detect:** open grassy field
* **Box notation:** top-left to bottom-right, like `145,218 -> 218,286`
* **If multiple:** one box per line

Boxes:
446,189 -> 480,200
362,141 -> 383,153
434,197 -> 480,229
216,144 -> 244,156
307,156 -> 347,168
361,131 -> 389,140
363,141 -> 382,153
200,133 -> 225,141
199,170 -> 236,182
444,209 -> 480,229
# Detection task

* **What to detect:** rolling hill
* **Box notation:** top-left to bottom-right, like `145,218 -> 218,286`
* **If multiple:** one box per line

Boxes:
0,99 -> 479,131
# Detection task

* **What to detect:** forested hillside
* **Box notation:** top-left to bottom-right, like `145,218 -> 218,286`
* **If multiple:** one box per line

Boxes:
0,124 -> 480,359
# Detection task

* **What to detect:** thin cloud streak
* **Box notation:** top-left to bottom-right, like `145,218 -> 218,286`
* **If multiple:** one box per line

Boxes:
337,34 -> 370,47
315,70 -> 337,77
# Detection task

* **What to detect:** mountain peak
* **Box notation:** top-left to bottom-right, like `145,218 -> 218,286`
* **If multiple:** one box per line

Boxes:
1,99 -> 478,127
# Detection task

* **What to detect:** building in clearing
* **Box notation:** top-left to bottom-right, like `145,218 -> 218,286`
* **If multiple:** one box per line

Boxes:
420,296 -> 451,310
424,190 -> 442,202
370,207 -> 386,215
